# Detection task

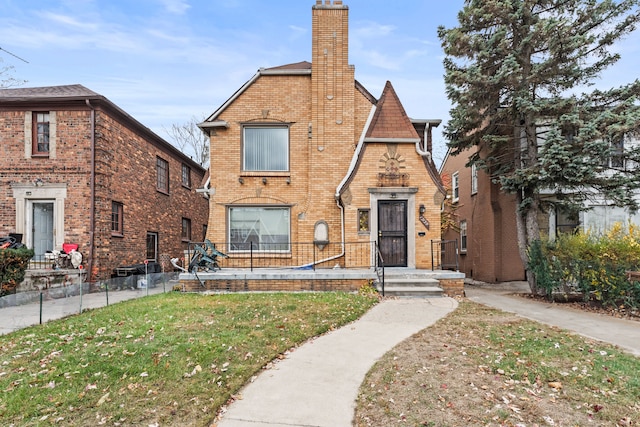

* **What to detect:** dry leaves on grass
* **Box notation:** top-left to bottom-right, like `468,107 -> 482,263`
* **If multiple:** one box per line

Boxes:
355,301 -> 639,427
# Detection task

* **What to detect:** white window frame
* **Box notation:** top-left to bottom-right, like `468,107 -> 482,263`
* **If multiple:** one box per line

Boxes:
242,125 -> 289,172
460,220 -> 467,253
452,172 -> 460,203
470,163 -> 478,195
228,206 -> 291,252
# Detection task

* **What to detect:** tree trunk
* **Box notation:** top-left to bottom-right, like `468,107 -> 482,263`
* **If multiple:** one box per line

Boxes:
514,111 -> 543,295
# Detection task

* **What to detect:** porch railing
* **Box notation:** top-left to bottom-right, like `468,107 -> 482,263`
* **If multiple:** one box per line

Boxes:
374,241 -> 385,296
184,241 -> 377,272
430,239 -> 459,271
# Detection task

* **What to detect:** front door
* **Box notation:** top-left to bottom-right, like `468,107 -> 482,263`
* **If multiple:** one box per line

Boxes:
378,200 -> 407,267
32,202 -> 54,257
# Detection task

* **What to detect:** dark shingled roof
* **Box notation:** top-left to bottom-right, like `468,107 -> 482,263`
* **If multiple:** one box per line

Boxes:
366,81 -> 420,140
0,84 -> 100,99
264,61 -> 312,71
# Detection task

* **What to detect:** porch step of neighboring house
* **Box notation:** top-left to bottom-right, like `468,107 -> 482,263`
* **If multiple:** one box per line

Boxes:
375,273 -> 444,297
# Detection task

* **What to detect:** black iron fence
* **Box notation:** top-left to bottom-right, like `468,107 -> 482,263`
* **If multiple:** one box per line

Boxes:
430,239 -> 459,271
182,241 -> 377,272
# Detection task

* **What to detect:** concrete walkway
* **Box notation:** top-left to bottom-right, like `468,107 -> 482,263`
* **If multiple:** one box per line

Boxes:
465,281 -> 640,356
216,297 -> 458,427
0,286 -> 166,335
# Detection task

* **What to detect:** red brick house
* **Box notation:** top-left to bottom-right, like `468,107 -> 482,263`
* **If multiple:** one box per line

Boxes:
0,84 -> 209,283
440,146 -> 526,282
196,0 -> 449,290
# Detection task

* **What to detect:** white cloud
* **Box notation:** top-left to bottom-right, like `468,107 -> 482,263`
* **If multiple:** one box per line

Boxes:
158,0 -> 191,15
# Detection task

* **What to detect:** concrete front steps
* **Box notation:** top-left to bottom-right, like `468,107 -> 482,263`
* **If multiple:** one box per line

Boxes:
375,269 -> 447,297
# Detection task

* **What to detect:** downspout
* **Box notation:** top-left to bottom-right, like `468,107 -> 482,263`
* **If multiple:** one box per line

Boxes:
298,197 -> 345,269
85,99 -> 96,284
298,105 -> 376,270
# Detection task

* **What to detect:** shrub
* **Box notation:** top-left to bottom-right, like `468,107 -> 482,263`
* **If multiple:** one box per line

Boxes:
528,222 -> 640,309
0,247 -> 35,296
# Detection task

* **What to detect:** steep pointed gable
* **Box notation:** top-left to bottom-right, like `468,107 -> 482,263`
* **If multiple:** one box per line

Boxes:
365,81 -> 420,141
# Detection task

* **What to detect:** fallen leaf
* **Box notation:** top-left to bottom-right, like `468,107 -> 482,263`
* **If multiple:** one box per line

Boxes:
96,392 -> 110,406
548,381 -> 562,390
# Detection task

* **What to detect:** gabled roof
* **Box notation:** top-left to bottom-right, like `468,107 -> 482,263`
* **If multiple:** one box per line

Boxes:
336,81 -> 446,198
200,61 -> 313,129
365,81 -> 420,142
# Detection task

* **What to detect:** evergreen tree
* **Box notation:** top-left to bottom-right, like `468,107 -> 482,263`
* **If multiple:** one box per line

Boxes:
438,0 -> 640,294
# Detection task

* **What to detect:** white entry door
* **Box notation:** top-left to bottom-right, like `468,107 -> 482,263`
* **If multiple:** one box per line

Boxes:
31,201 -> 54,256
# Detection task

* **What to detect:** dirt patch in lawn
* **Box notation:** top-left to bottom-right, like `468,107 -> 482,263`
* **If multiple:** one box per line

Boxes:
354,300 -> 640,426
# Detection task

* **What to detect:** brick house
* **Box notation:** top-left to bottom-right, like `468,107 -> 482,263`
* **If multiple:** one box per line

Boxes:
197,0 -> 446,279
440,130 -> 640,283
440,146 -> 526,282
0,84 -> 209,284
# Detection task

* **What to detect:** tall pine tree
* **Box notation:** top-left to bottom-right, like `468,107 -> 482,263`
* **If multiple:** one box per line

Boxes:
439,0 -> 640,293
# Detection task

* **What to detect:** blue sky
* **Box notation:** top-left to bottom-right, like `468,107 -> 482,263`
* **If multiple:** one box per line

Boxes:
1,0 -> 639,165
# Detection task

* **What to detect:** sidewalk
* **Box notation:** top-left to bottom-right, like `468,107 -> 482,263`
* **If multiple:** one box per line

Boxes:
0,285 -> 166,335
216,297 -> 459,427
465,281 -> 640,356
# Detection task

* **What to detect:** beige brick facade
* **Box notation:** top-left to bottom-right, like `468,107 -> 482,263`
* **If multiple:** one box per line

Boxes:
201,1 -> 445,271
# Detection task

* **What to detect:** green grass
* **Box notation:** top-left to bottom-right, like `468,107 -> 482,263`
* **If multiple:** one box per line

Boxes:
0,291 -> 378,426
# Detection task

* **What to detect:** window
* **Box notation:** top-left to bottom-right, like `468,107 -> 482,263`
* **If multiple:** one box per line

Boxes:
460,220 -> 467,253
111,201 -> 124,236
470,163 -> 478,195
452,172 -> 459,202
33,112 -> 50,155
157,157 -> 169,193
146,232 -> 158,261
181,217 -> 192,241
609,135 -> 625,169
243,126 -> 289,171
229,206 -> 290,251
358,209 -> 370,233
181,163 -> 191,188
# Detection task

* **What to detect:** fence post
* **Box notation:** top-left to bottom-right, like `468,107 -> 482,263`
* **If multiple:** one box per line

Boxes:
145,260 -> 149,297
78,265 -> 84,314
39,292 -> 43,324
250,242 -> 254,272
105,281 -> 109,306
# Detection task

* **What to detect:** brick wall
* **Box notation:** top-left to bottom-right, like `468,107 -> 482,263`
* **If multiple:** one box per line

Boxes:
181,277 -> 366,293
0,101 -> 209,281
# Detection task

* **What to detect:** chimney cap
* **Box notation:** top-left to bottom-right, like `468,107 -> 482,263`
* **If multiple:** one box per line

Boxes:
314,1 -> 347,8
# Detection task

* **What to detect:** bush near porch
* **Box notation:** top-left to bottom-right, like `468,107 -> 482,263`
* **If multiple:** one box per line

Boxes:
528,222 -> 640,309
0,247 -> 34,297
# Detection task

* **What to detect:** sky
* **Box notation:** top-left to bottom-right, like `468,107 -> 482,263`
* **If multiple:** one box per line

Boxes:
1,0 -> 639,166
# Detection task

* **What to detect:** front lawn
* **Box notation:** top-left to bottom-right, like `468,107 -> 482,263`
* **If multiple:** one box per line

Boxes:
0,291 -> 378,426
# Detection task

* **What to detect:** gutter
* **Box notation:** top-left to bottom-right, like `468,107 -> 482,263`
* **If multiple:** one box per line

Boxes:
85,99 -> 96,283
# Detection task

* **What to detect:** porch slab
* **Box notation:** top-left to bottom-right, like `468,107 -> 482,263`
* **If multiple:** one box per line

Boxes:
178,268 -> 465,295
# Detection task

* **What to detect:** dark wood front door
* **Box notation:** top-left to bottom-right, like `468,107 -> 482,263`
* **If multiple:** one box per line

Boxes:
378,200 -> 407,267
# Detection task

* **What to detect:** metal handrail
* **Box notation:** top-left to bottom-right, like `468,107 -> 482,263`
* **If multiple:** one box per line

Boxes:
374,241 -> 385,296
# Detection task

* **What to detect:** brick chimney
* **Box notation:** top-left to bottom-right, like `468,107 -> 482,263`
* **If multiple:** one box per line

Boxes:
311,0 -> 354,153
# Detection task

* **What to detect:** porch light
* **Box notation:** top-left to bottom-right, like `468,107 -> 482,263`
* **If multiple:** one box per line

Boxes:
419,204 -> 426,214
